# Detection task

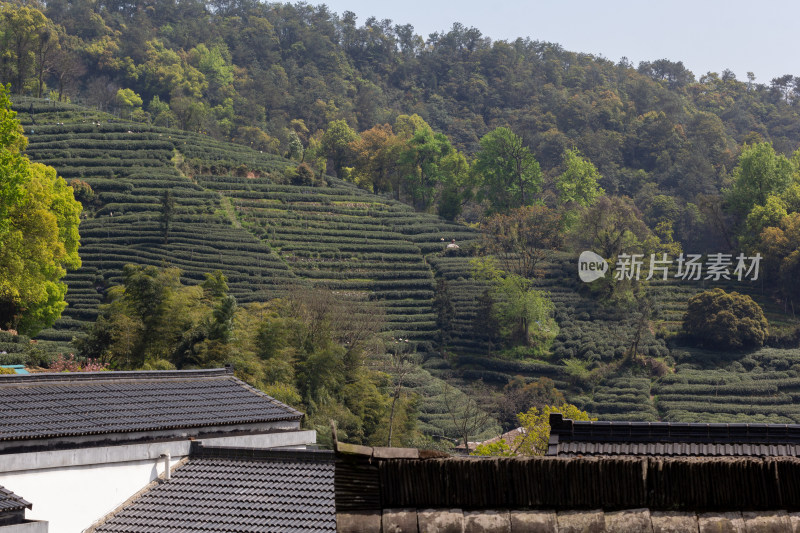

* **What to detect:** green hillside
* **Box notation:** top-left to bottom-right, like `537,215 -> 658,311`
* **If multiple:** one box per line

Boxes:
440,253 -> 800,424
14,100 -> 469,344
12,97 -> 800,439
13,98 -> 499,440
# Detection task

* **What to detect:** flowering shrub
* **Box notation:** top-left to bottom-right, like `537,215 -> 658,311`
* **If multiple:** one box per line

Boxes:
47,354 -> 108,372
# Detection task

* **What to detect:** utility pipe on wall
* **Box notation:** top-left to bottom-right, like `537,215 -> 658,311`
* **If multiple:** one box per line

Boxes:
160,453 -> 171,480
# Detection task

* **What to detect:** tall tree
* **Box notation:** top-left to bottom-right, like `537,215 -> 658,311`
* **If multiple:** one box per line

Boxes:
0,4 -> 52,94
556,148 -> 605,207
321,119 -> 358,178
349,123 -> 403,193
471,257 -> 558,350
573,195 -> 657,302
398,120 -> 454,210
725,142 -> 795,218
758,212 -> 800,312
0,85 -> 81,335
474,127 -> 541,212
442,381 -> 495,452
575,196 -> 654,260
482,205 -> 563,278
32,16 -> 59,98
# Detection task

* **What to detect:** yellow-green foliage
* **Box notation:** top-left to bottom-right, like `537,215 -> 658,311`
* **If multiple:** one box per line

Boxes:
470,256 -> 558,352
514,403 -> 596,456
473,403 -> 595,457
0,85 -> 81,336
0,367 -> 16,374
472,440 -> 514,457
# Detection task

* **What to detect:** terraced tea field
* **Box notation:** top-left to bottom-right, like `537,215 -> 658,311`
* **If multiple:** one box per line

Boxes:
20,123 -> 296,347
13,98 -> 800,432
13,99 -> 491,437
196,175 -> 478,341
435,252 -> 800,423
15,101 -> 478,350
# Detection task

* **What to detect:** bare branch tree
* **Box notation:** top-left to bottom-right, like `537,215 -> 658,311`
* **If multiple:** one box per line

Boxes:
442,381 -> 495,452
381,343 -> 419,447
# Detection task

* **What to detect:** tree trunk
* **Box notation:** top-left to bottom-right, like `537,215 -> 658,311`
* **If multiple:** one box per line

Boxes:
387,387 -> 400,447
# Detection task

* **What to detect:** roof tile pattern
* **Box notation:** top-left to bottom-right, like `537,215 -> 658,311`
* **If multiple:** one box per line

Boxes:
0,485 -> 31,513
0,368 -> 301,441
548,414 -> 800,457
555,441 -> 800,457
94,448 -> 335,533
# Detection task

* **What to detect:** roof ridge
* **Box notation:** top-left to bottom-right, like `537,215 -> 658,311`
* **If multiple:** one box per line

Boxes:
191,442 -> 334,462
550,414 -> 800,445
0,366 -> 234,385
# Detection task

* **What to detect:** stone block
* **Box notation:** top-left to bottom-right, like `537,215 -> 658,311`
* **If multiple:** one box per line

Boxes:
556,509 -> 605,533
787,513 -> 800,533
650,511 -> 699,533
464,510 -> 511,532
742,511 -> 791,533
698,512 -> 745,533
337,511 -> 382,533
509,510 -> 557,532
418,508 -> 464,533
382,509 -> 418,533
605,508 -> 653,533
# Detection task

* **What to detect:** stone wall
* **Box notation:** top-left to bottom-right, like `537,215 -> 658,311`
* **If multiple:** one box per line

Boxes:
337,508 -> 800,532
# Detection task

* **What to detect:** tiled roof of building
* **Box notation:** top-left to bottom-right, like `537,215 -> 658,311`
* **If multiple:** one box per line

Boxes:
0,367 -> 301,441
547,413 -> 800,456
0,485 -> 31,513
554,441 -> 800,457
92,444 -> 336,533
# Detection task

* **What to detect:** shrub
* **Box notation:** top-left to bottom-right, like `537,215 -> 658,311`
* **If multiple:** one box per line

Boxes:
682,288 -> 768,350
47,353 -> 109,372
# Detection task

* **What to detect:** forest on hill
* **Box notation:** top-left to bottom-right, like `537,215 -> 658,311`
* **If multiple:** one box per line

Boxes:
4,1 -> 800,224
2,0 -> 800,258
3,0 -> 800,449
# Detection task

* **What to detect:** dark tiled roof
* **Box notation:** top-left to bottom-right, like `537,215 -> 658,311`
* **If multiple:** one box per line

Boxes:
0,485 -> 31,513
93,445 -> 336,533
548,413 -> 800,456
554,441 -> 800,457
0,368 -> 301,441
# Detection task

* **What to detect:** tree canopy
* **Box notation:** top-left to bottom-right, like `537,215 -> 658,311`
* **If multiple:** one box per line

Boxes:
474,127 -> 541,212
556,148 -> 605,207
683,288 -> 769,350
472,403 -> 594,456
0,85 -> 81,335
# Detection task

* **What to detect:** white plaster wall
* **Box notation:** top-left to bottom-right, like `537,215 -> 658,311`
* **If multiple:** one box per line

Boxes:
1,521 -> 49,533
1,457 -> 179,533
0,430 -> 316,533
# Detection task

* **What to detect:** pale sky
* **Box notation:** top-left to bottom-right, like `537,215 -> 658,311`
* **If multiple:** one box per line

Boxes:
315,0 -> 798,84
